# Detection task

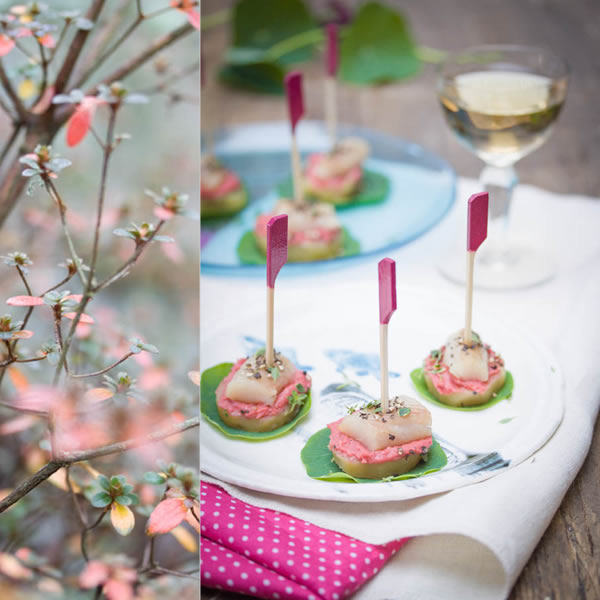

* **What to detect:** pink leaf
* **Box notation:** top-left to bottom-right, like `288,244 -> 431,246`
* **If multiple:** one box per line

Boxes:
8,368 -> 29,392
79,561 -> 109,589
10,330 -> 33,339
15,385 -> 62,411
66,294 -> 83,302
66,99 -> 97,148
0,35 -> 15,57
188,370 -> 200,386
0,552 -> 33,580
0,415 -> 36,435
161,239 -> 184,264
154,206 -> 175,220
6,295 -> 44,306
83,387 -> 114,403
146,497 -> 187,535
185,9 -> 200,30
63,312 -> 94,324
104,579 -> 134,600
38,34 -> 55,48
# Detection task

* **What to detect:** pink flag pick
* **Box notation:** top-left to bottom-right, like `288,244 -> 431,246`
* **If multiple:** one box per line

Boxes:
378,258 -> 397,324
467,192 -> 489,252
284,71 -> 304,133
266,215 -> 288,288
326,24 -> 338,76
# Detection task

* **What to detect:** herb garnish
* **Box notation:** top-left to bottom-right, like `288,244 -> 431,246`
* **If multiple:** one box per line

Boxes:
268,366 -> 280,381
288,384 -> 308,409
398,406 -> 411,417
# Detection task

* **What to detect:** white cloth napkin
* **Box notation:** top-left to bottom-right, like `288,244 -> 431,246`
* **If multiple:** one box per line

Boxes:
201,178 -> 600,599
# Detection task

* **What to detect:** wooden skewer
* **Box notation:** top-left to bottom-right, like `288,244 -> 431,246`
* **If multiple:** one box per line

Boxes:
464,192 -> 489,345
378,258 -> 397,412
464,251 -> 475,345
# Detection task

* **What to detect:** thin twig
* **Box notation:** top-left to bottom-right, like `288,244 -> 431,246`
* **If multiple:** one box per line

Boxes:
15,265 -> 33,295
50,21 -> 70,64
53,0 -> 106,93
90,23 -> 193,92
44,179 -> 88,287
81,506 -> 108,562
0,124 -> 22,167
0,416 -> 200,513
94,220 -> 165,292
70,351 -> 133,378
0,60 -> 29,122
139,61 -> 199,95
42,272 -> 75,295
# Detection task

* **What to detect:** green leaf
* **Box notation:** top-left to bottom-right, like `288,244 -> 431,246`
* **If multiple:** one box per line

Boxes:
339,2 -> 421,85
268,366 -> 280,381
398,407 -> 411,417
300,428 -> 447,483
97,474 -> 111,492
90,492 -> 112,507
144,471 -> 167,485
115,495 -> 132,506
201,363 -> 311,441
231,0 -> 317,65
409,368 -> 514,412
277,170 -> 390,208
110,475 -> 126,487
126,492 -> 140,506
237,227 -> 361,265
219,61 -> 285,95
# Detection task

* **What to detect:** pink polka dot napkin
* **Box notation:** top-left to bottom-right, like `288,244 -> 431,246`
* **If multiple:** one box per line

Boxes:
200,481 -> 409,599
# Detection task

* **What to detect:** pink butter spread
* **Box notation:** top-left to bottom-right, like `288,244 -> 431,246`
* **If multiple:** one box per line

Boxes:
201,171 -> 241,199
328,419 -> 432,465
424,346 -> 505,395
254,214 -> 340,245
216,358 -> 311,419
305,153 -> 362,192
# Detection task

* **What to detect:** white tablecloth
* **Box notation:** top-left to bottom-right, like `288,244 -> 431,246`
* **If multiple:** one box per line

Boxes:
201,178 -> 600,599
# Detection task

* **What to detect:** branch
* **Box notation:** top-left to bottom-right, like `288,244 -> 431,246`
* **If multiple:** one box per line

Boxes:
53,0 -> 106,93
94,221 -> 165,292
70,351 -> 133,378
0,416 -> 200,513
0,60 -> 29,122
90,23 -> 193,92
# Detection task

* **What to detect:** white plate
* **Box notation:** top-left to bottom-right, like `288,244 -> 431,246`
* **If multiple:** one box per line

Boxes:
200,283 -> 564,501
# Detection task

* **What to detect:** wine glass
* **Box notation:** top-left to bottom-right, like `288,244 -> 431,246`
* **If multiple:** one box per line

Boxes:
437,45 -> 568,289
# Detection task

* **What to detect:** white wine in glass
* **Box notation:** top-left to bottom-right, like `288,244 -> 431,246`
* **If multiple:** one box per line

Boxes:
437,46 -> 568,289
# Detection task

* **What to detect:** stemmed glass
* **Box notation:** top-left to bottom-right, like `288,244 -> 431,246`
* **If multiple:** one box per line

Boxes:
437,45 -> 568,289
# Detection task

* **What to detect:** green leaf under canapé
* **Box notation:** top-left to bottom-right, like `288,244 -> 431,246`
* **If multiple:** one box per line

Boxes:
236,228 -> 361,265
200,363 -> 311,441
277,170 -> 390,208
410,368 -> 514,412
339,1 -> 421,85
300,427 -> 447,483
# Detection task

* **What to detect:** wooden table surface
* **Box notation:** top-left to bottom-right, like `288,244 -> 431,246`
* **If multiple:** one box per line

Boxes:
201,0 -> 600,597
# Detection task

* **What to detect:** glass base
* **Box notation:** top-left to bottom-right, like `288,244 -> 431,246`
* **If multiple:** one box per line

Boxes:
438,240 -> 556,290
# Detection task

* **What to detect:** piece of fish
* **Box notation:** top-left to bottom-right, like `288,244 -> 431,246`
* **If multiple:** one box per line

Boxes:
338,396 -> 432,451
225,353 -> 296,405
443,329 -> 489,382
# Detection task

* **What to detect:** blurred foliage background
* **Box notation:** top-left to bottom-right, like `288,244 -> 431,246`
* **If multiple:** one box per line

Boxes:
0,0 -> 199,597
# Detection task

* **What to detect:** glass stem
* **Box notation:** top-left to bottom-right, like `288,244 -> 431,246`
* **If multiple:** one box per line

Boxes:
478,165 -> 519,267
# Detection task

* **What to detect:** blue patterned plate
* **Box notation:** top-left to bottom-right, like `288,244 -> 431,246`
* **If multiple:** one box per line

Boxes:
201,122 -> 456,275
